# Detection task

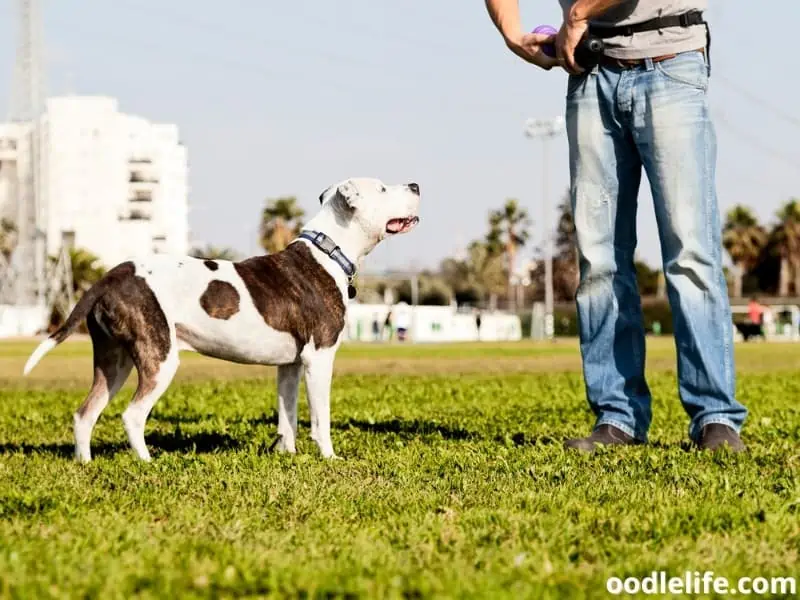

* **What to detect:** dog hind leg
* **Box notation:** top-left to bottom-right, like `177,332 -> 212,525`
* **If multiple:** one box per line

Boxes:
122,343 -> 179,462
74,313 -> 133,463
275,363 -> 302,453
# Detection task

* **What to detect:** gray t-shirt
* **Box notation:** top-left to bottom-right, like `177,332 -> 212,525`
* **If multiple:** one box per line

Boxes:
558,1 -> 708,59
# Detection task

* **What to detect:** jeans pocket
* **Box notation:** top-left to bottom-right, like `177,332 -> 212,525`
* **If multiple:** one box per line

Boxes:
655,51 -> 708,90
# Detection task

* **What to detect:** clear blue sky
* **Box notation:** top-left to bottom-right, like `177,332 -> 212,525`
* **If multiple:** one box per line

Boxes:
0,1 -> 797,273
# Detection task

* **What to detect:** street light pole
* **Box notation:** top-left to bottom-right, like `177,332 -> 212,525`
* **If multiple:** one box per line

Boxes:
524,116 -> 565,341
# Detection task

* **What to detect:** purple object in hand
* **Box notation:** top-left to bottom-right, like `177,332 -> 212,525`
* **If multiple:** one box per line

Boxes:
533,24 -> 557,57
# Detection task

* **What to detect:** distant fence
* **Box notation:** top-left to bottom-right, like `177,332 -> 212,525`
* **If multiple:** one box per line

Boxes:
523,300 -> 800,341
345,303 -> 522,343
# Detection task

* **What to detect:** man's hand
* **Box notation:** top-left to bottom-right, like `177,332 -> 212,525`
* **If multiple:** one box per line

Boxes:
556,17 -> 590,74
555,0 -> 626,73
505,31 -> 560,70
484,0 -> 558,70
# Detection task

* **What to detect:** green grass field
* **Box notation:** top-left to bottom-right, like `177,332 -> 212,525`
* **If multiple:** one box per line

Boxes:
0,338 -> 798,599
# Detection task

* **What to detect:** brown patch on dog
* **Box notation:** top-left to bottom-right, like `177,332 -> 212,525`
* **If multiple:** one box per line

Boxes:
234,243 -> 345,349
199,280 -> 240,320
90,262 -> 171,394
204,260 -> 219,271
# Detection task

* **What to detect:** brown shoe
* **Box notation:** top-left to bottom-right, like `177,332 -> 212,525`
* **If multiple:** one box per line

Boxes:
695,423 -> 746,453
565,424 -> 643,453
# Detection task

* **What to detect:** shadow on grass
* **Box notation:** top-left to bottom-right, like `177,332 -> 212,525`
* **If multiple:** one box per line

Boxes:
151,413 -> 278,427
0,430 -> 241,459
150,414 -> 563,446
504,432 -> 558,447
334,417 -> 480,441
153,413 -> 479,443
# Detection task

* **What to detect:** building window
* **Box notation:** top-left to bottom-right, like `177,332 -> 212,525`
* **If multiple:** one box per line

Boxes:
119,209 -> 150,221
131,189 -> 153,202
152,235 -> 167,254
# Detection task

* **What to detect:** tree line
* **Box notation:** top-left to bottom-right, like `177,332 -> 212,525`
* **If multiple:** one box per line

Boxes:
246,193 -> 800,307
2,192 -> 797,328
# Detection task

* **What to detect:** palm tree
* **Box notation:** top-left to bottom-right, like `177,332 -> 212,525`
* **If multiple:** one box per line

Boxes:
260,196 -> 305,254
65,248 -> 106,296
189,244 -> 239,261
722,205 -> 768,298
488,199 -> 531,309
439,238 -> 508,306
770,199 -> 800,297
469,240 -> 507,308
553,197 -> 579,300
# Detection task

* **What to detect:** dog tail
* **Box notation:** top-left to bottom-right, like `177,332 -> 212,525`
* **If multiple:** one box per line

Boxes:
23,262 -> 130,375
23,337 -> 58,376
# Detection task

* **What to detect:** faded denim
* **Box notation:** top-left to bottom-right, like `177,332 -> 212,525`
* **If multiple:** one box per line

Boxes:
565,50 -> 748,442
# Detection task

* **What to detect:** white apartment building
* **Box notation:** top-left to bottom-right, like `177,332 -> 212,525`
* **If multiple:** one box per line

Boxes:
0,95 -> 189,269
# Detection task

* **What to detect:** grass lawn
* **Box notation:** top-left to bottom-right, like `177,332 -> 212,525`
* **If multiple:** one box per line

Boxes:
0,338 -> 798,598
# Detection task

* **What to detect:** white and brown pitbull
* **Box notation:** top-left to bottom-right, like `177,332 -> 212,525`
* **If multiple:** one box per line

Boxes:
23,177 -> 421,462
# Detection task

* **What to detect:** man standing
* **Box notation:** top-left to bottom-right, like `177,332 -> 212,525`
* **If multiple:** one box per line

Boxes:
485,0 -> 748,452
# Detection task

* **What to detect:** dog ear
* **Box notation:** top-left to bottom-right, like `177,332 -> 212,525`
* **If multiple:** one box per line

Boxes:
318,181 -> 358,206
318,184 -> 334,205
335,181 -> 358,206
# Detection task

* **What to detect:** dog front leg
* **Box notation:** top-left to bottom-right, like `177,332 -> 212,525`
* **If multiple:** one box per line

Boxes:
275,363 -> 302,453
303,351 -> 337,459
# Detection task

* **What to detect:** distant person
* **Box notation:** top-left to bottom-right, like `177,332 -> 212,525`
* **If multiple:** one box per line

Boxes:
485,0 -> 747,452
384,310 -> 393,341
394,302 -> 411,342
475,310 -> 482,340
747,297 -> 764,326
371,314 -> 381,342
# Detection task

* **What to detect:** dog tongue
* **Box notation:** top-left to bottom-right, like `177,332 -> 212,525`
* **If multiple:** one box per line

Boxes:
386,218 -> 406,233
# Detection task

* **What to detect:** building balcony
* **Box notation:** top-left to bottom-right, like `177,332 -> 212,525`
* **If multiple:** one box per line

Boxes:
118,207 -> 152,221
129,170 -> 159,184
129,189 -> 153,202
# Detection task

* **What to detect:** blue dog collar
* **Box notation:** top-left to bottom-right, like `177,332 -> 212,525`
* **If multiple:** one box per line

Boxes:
297,230 -> 357,295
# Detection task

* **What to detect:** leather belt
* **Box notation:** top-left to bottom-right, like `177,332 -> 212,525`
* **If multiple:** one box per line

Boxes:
599,47 -> 704,69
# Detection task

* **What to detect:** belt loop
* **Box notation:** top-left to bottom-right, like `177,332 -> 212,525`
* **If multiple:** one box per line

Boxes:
644,57 -> 654,71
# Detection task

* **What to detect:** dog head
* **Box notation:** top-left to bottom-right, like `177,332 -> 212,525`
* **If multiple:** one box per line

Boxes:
317,178 -> 421,250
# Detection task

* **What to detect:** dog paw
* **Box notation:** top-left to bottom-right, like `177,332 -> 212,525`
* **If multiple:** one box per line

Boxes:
269,435 -> 297,454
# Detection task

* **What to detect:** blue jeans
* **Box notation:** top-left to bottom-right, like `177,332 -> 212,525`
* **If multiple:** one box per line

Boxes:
565,50 -> 748,443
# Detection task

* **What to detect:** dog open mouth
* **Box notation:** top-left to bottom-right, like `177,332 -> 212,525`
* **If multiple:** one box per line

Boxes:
385,216 -> 419,234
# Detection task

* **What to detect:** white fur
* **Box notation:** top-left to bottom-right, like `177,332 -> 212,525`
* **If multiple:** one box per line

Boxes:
23,338 -> 56,375
25,177 -> 421,462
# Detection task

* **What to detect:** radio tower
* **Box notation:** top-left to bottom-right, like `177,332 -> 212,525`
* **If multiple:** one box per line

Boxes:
10,0 -> 46,308
0,0 -> 71,335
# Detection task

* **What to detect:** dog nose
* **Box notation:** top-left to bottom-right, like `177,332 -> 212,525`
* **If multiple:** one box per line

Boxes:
408,182 -> 420,195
